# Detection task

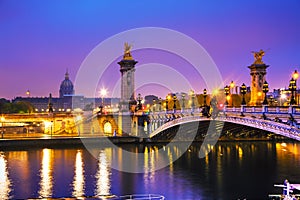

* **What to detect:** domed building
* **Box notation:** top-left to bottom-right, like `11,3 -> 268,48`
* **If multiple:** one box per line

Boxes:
13,70 -> 120,113
59,70 -> 74,98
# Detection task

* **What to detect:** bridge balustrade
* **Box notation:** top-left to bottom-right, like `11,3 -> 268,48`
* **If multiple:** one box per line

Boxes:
223,106 -> 299,115
219,116 -> 300,141
149,110 -> 300,141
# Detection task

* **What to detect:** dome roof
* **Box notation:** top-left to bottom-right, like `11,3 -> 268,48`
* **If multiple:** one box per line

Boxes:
59,70 -> 74,98
60,79 -> 73,88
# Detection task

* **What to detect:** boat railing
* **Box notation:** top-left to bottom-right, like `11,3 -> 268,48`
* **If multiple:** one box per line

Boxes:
118,194 -> 165,200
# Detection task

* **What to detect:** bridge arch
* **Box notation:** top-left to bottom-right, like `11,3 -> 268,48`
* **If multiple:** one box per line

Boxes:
97,115 -> 119,136
149,116 -> 300,141
103,121 -> 112,134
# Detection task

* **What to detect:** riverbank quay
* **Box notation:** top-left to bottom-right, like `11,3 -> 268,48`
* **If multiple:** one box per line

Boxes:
0,135 -> 295,150
0,136 -> 140,150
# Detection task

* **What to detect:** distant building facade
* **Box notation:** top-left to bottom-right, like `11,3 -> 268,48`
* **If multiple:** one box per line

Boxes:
13,71 -> 120,112
59,70 -> 75,98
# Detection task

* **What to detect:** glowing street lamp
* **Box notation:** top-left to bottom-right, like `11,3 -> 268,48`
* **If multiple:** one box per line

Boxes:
1,116 -> 5,139
292,70 -> 298,104
100,88 -> 107,107
75,115 -> 82,136
158,97 -> 162,111
26,90 -> 30,97
289,78 -> 297,105
166,95 -> 171,111
152,99 -> 156,112
224,85 -> 230,105
173,95 -> 177,113
203,89 -> 207,106
240,83 -> 247,105
181,94 -> 186,111
280,93 -> 287,106
230,81 -> 235,94
190,90 -> 195,110
137,93 -> 142,110
293,70 -> 299,80
262,81 -> 269,105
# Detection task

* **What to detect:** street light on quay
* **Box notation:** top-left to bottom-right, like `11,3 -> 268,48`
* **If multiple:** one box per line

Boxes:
158,97 -> 162,111
293,69 -> 299,80
280,93 -> 287,106
1,116 -> 5,139
181,93 -> 186,111
166,95 -> 171,111
240,83 -> 247,105
262,81 -> 269,105
152,99 -> 156,112
137,93 -> 142,110
190,90 -> 195,111
100,88 -> 107,107
203,89 -> 207,106
289,78 -> 297,105
173,95 -> 177,113
224,85 -> 230,105
230,81 -> 235,94
292,70 -> 298,104
26,89 -> 30,98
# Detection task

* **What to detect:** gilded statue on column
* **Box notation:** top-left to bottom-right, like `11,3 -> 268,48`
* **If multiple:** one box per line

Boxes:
251,49 -> 265,64
123,42 -> 133,60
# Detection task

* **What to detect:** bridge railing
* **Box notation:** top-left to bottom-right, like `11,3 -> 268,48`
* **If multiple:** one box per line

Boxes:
150,106 -> 300,115
218,115 -> 300,141
149,113 -> 300,141
224,106 -> 299,115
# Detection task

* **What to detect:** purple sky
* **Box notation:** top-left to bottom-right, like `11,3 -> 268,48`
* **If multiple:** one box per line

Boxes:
1,1 -> 299,99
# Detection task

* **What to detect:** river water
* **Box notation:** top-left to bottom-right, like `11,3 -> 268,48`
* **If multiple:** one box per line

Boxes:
0,141 -> 300,199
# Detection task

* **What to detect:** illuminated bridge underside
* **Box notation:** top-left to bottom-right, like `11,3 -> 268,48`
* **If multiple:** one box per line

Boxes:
149,116 -> 300,141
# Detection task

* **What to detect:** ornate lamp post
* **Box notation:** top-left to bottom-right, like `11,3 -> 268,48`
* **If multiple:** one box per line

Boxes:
230,81 -> 235,94
26,90 -> 30,98
190,90 -> 195,111
293,69 -> 299,82
293,70 -> 298,104
262,81 -> 269,105
289,78 -> 296,105
203,89 -> 207,106
224,85 -> 230,105
181,93 -> 186,111
166,95 -> 171,111
240,83 -> 247,105
137,93 -> 143,110
158,97 -> 162,111
173,95 -> 177,113
230,81 -> 235,106
1,116 -> 5,139
152,99 -> 156,112
100,88 -> 107,108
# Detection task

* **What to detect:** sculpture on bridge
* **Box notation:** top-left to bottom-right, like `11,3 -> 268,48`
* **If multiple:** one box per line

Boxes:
123,42 -> 133,60
251,49 -> 265,65
201,96 -> 220,119
209,96 -> 220,119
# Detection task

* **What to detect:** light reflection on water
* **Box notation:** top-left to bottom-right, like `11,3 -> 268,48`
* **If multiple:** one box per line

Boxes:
38,148 -> 53,198
72,150 -> 85,197
0,153 -> 11,200
0,142 -> 300,199
95,149 -> 111,196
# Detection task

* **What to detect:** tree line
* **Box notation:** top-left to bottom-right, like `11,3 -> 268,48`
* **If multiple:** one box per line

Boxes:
0,98 -> 34,114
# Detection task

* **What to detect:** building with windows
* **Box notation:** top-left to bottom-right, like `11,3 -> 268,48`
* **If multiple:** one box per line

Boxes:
59,70 -> 75,98
13,71 -> 120,112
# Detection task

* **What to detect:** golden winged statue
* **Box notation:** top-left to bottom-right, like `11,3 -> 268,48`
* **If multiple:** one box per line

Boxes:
123,42 -> 133,60
251,49 -> 265,64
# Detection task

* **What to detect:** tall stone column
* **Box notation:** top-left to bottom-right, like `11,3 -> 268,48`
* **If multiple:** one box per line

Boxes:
248,50 -> 269,106
118,43 -> 137,135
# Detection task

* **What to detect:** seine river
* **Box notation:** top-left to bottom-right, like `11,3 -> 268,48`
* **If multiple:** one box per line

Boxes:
0,141 -> 300,199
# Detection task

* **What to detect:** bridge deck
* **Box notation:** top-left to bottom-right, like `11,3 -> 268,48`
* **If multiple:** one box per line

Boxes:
148,107 -> 300,141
